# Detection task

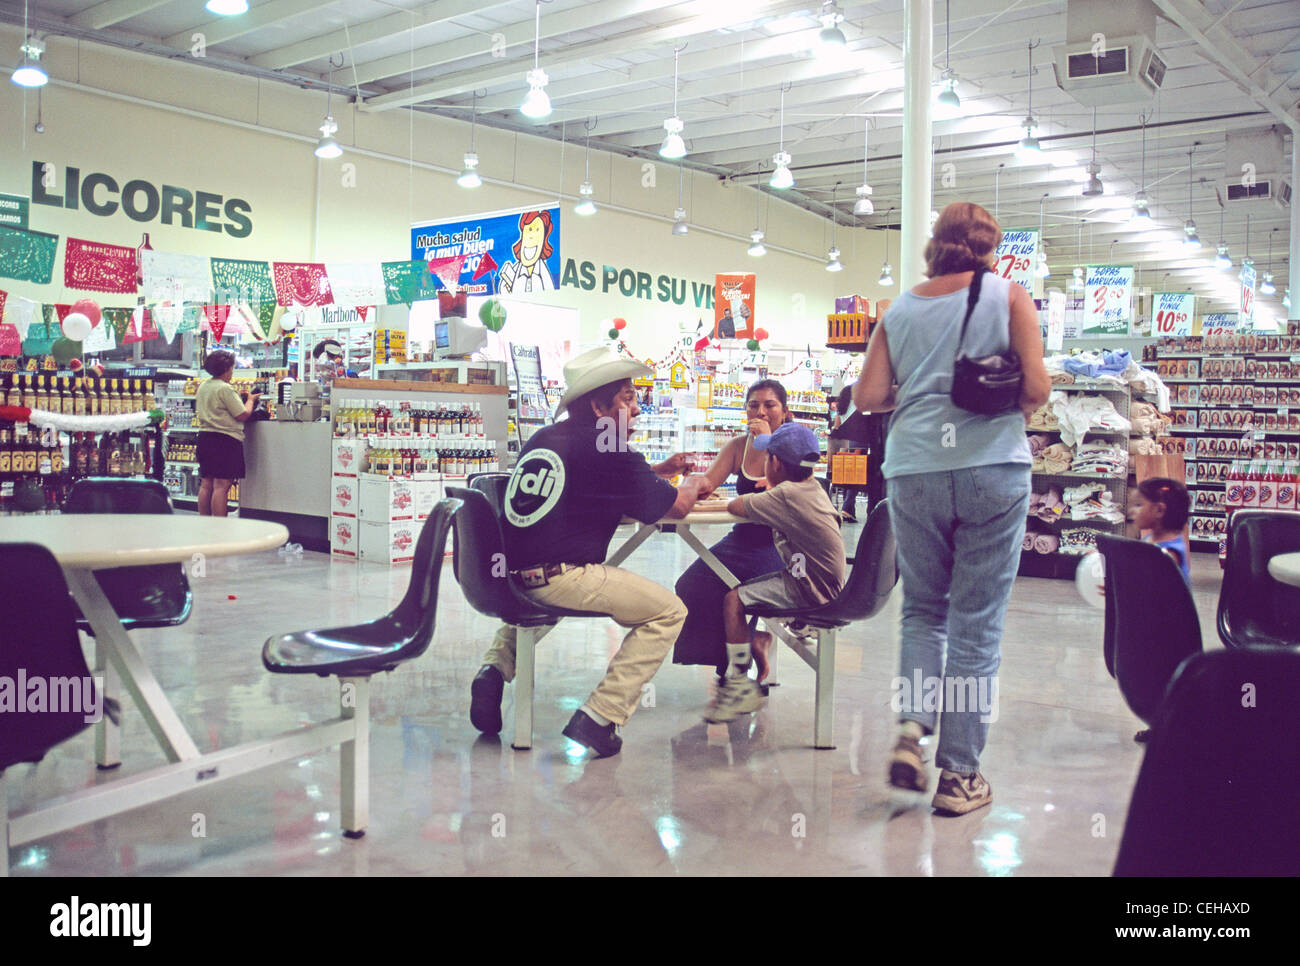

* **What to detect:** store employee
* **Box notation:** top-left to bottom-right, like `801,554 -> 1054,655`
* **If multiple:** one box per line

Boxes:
469,347 -> 711,758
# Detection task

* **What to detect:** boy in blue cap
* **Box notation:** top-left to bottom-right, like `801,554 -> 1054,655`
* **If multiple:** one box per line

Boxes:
711,423 -> 847,722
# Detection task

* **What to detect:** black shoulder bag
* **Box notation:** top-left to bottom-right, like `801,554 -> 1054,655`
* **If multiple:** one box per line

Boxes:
951,267 -> 1023,415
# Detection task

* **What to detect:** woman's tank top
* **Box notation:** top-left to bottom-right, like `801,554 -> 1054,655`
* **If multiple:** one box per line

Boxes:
732,436 -> 774,544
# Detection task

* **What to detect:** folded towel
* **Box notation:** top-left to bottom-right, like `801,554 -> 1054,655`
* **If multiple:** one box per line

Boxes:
1033,533 -> 1060,554
1023,532 -> 1035,551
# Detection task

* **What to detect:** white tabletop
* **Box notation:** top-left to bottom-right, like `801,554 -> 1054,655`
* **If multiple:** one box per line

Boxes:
1267,552 -> 1300,588
0,515 -> 288,568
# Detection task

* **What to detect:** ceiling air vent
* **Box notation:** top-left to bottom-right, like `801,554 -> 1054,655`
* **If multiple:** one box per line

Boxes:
1141,49 -> 1167,88
1053,35 -> 1162,105
1066,47 -> 1129,78
1226,181 -> 1272,202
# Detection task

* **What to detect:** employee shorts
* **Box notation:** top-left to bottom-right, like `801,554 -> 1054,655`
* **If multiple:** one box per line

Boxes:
736,571 -> 814,612
198,431 -> 246,480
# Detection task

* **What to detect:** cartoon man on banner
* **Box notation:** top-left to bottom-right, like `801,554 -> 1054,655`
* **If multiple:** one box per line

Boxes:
498,210 -> 556,294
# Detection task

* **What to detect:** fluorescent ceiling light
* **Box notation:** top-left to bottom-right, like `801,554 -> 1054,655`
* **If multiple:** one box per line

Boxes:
205,0 -> 248,14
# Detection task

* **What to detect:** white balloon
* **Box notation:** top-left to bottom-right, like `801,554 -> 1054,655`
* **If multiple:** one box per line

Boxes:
281,312 -> 299,332
1074,551 -> 1107,610
62,312 -> 92,342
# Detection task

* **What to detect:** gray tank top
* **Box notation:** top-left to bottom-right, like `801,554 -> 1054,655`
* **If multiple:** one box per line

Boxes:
881,271 -> 1032,478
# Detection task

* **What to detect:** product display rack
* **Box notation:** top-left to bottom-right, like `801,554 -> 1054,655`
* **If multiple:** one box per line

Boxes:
1021,380 -> 1132,579
1148,328 -> 1300,555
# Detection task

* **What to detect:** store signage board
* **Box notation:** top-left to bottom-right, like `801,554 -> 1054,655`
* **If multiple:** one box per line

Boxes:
714,273 -> 757,340
1200,312 -> 1237,336
1046,289 -> 1066,351
1239,262 -> 1256,329
1083,265 -> 1133,336
411,206 -> 561,298
1063,295 -> 1085,340
1152,292 -> 1196,337
0,193 -> 28,229
994,229 -> 1038,294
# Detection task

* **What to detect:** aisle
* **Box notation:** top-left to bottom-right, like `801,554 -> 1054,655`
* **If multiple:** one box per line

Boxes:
5,525 -> 1227,876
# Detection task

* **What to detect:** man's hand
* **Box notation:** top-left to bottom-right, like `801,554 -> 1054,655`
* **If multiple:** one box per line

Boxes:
686,472 -> 715,497
654,452 -> 694,478
666,473 -> 706,519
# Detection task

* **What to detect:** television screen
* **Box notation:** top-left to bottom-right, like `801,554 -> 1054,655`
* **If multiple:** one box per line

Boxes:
435,321 -> 450,348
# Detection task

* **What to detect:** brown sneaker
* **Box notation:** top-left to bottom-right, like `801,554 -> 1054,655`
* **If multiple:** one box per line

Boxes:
931,769 -> 992,815
888,734 -> 929,791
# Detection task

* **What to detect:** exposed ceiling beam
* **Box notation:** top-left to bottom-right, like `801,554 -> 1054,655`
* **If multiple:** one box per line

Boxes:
165,0 -> 330,50
247,0 -> 515,71
69,0 -> 171,31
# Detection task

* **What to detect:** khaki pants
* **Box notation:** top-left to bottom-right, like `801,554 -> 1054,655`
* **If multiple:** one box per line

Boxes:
480,564 -> 687,725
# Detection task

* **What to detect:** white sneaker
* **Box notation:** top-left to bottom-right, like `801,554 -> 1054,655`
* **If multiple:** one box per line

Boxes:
704,675 -> 765,723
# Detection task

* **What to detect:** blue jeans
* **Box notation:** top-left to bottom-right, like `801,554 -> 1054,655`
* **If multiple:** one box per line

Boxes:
885,463 -> 1030,774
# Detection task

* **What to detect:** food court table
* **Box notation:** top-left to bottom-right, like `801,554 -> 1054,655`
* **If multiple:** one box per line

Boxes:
1267,552 -> 1300,587
0,516 -> 392,872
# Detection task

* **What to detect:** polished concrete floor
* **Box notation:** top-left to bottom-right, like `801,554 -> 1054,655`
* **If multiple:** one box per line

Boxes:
5,516 -> 1228,876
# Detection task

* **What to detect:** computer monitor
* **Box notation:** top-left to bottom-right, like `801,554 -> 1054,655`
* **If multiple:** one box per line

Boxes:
434,315 -> 487,357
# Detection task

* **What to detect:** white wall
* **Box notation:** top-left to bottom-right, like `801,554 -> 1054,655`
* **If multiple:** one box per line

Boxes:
0,26 -> 894,365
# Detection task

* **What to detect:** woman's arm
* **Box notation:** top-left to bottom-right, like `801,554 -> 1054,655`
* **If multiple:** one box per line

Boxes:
854,325 -> 897,412
703,434 -> 743,491
1008,282 -> 1051,416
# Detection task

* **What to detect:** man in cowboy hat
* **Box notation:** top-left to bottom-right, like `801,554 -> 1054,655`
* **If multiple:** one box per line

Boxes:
470,347 -> 711,757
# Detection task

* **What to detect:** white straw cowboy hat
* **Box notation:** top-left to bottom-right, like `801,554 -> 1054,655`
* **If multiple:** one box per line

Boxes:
555,347 -> 651,416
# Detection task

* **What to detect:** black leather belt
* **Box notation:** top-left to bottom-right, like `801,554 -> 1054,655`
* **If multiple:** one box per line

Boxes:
513,563 -> 580,588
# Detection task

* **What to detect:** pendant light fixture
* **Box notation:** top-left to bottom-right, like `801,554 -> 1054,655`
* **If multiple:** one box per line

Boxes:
672,165 -> 689,235
878,208 -> 895,287
934,0 -> 961,116
1239,212 -> 1253,278
826,184 -> 843,272
1082,107 -> 1103,196
748,180 -> 766,257
1035,193 -> 1051,278
659,45 -> 687,160
854,118 -> 874,215
770,84 -> 794,190
1260,229 -> 1278,295
1213,200 -> 1231,270
313,55 -> 343,160
521,1 -> 551,120
1068,219 -> 1085,294
574,119 -> 597,215
11,0 -> 47,88
205,0 -> 248,15
1182,145 -> 1201,250
1131,113 -> 1151,221
1015,41 -> 1042,162
457,91 -> 483,188
818,1 -> 846,48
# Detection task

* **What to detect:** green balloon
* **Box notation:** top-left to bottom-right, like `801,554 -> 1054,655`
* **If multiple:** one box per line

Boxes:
52,338 -> 80,364
608,328 -> 620,340
746,338 -> 761,351
478,298 -> 507,332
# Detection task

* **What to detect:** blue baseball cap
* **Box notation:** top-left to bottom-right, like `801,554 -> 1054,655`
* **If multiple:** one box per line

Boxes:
753,422 -> 821,468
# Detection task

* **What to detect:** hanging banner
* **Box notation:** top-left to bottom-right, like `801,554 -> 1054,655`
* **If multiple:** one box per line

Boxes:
325,262 -> 386,307
211,258 -> 276,330
1239,262 -> 1256,330
121,307 -> 157,344
0,324 -> 19,355
714,272 -> 757,340
1152,292 -> 1196,337
140,250 -> 212,304
382,260 -> 440,305
411,205 -> 562,296
1082,264 -> 1134,336
0,225 -> 58,284
1063,295 -> 1085,340
993,228 -> 1038,293
64,237 -> 138,293
1046,289 -> 1066,351
82,317 -> 117,353
1199,312 -> 1238,336
203,304 -> 232,341
272,262 -> 334,307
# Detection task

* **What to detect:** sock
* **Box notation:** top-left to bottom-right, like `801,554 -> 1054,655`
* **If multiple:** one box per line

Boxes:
900,720 -> 925,740
581,704 -> 611,727
725,642 -> 751,678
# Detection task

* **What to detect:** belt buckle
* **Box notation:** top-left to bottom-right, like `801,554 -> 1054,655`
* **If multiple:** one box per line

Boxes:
519,567 -> 548,589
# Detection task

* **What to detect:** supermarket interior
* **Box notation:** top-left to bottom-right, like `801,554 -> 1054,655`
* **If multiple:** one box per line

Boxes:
1,0 -> 1298,885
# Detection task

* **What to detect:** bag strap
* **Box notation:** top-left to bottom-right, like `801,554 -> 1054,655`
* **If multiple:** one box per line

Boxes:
955,266 -> 988,357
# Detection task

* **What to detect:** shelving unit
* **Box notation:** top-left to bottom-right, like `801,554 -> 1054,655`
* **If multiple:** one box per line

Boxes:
1021,381 -> 1131,579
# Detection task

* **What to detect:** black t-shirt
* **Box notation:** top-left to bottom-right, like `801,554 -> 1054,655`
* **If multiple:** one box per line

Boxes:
503,419 -> 677,568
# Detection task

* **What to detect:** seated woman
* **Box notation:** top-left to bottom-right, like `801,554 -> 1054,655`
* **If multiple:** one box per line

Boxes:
672,379 -> 790,680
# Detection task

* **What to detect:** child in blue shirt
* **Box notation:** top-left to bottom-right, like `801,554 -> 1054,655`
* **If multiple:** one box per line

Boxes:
1129,477 -> 1192,585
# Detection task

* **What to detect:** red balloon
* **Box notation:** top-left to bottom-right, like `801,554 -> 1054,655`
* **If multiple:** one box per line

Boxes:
613,318 -> 627,330
754,327 -> 769,341
71,298 -> 102,327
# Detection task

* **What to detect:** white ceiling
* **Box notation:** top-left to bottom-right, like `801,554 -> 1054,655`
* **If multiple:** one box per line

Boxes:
4,0 -> 1298,312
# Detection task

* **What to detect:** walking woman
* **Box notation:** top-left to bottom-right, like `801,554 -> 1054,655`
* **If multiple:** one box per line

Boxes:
855,202 -> 1050,814
673,379 -> 791,680
196,349 -> 260,517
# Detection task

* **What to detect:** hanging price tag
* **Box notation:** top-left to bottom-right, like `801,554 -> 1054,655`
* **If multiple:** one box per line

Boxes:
1152,292 -> 1195,337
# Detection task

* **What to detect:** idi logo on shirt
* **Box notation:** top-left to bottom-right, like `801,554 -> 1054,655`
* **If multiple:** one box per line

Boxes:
506,449 -> 565,528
